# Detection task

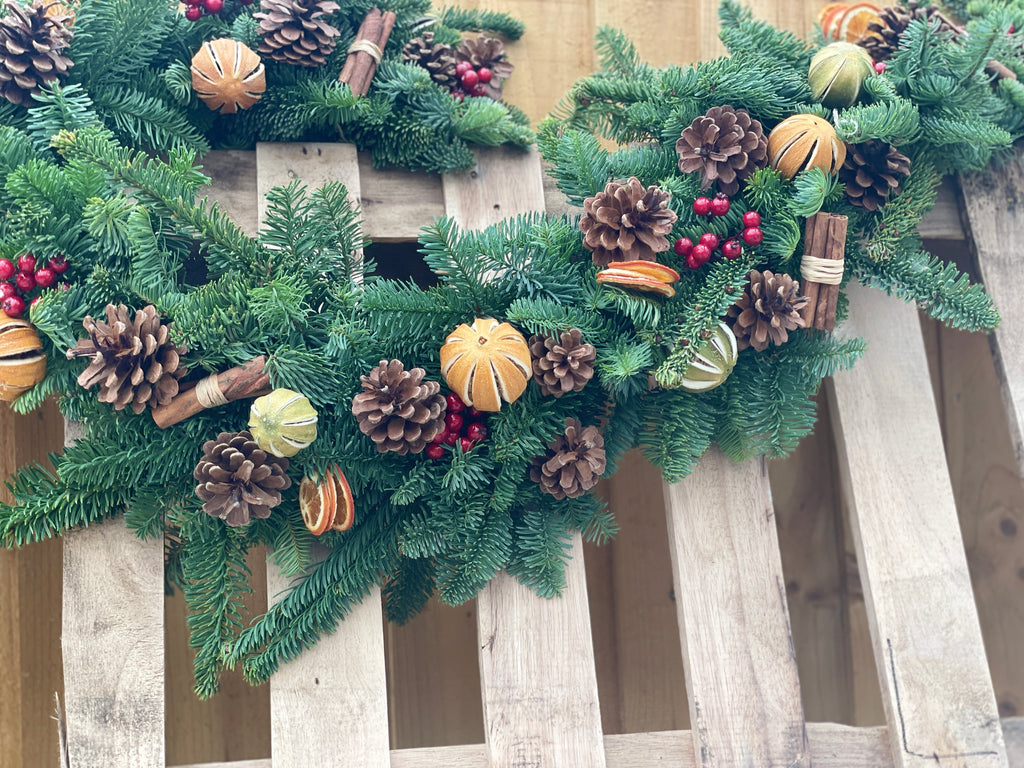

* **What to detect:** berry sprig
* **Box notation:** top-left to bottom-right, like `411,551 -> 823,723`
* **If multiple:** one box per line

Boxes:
0,253 -> 69,317
451,61 -> 494,102
675,195 -> 764,270
183,0 -> 249,22
426,393 -> 489,459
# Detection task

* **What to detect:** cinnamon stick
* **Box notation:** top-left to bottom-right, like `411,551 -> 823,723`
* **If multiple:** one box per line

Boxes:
799,212 -> 827,328
817,215 -> 848,332
151,355 -> 272,429
338,8 -> 396,98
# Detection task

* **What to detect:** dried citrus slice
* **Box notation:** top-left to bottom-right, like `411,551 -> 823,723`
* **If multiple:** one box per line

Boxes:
299,473 -> 336,536
838,2 -> 882,41
329,466 -> 355,532
817,2 -> 847,26
821,4 -> 850,39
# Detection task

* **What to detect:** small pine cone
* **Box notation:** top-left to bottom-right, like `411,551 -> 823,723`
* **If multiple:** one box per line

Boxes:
402,31 -> 457,90
253,0 -> 341,68
454,35 -> 513,100
66,304 -> 187,414
726,270 -> 811,352
676,105 -> 768,196
857,2 -> 952,62
529,329 -> 596,398
840,140 -> 911,211
351,359 -> 447,454
194,430 -> 291,527
0,0 -> 73,106
580,176 -> 678,267
531,418 -> 606,500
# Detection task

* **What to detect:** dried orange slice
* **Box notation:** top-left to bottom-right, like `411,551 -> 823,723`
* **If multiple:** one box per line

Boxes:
817,2 -> 847,26
299,473 -> 337,536
821,4 -> 850,39
838,2 -> 882,41
329,466 -> 355,532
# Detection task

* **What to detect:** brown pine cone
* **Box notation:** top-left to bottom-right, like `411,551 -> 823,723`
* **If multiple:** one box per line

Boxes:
529,329 -> 596,398
0,0 -> 73,106
454,35 -> 513,100
580,177 -> 678,267
856,2 -> 953,62
66,304 -> 187,414
402,31 -> 457,90
676,105 -> 768,196
351,359 -> 447,454
840,140 -> 911,211
254,0 -> 341,68
531,418 -> 606,500
726,270 -> 810,352
194,430 -> 291,527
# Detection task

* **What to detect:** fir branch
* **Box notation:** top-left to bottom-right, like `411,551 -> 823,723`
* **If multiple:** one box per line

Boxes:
436,7 -> 524,39
382,556 -> 435,624
507,506 -> 572,598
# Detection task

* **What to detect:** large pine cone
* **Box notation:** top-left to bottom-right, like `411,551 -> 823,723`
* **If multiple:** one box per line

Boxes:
254,0 -> 340,68
727,270 -> 810,352
454,35 -> 513,100
840,140 -> 911,211
856,2 -> 952,62
402,31 -> 457,90
0,0 -> 73,106
67,304 -> 187,414
194,430 -> 291,527
676,105 -> 768,196
351,359 -> 447,454
580,177 -> 678,267
529,329 -> 596,398
531,418 -> 606,500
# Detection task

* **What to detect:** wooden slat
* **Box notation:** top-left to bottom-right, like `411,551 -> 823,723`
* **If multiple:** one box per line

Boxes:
62,418 -> 165,768
1006,718 -> 1024,767
959,159 -> 1024,477
919,179 -> 966,240
664,450 -> 810,767
256,142 -> 390,768
828,281 -> 1008,767
358,152 -> 445,242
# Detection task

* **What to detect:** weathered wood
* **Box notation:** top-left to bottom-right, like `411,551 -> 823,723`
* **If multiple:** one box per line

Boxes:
442,145 -> 546,227
1005,717 -> 1024,767
358,152 -> 445,242
201,150 -> 260,237
829,281 -> 1008,767
256,142 -> 361,228
920,179 -> 966,240
664,449 -> 809,767
959,157 -> 1024,478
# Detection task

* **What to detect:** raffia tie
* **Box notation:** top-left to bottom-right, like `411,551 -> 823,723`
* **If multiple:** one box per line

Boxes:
347,39 -> 383,63
195,374 -> 228,409
800,254 -> 844,285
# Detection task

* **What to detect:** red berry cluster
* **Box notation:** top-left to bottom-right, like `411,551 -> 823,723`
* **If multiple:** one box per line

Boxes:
183,0 -> 248,22
451,61 -> 494,102
674,194 -> 764,270
0,253 -> 68,317
426,393 -> 489,459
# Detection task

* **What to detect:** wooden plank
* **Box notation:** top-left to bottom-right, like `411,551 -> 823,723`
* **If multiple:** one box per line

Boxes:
960,158 -> 1024,478
664,449 -> 810,767
919,179 -> 965,240
62,418 -> 165,768
256,142 -> 390,767
1005,718 -> 1024,767
358,152 -> 445,242
442,145 -> 546,228
201,150 -> 260,237
828,281 -> 1008,767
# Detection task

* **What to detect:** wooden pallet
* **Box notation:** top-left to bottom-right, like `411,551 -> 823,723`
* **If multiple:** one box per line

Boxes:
58,144 -> 1024,768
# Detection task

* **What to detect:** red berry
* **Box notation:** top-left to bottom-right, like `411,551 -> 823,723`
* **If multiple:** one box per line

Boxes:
17,254 -> 35,274
461,70 -> 479,89
426,444 -> 445,460
431,429 -> 447,444
698,232 -> 719,250
446,393 -> 466,413
466,422 -> 487,442
874,61 -> 886,74
2,295 -> 24,317
691,243 -> 712,263
451,89 -> 466,103
466,406 -> 484,419
445,413 -> 464,434
455,61 -> 473,77
742,226 -> 763,246
0,283 -> 15,300
34,267 -> 55,288
710,193 -> 731,217
203,0 -> 223,11
685,253 -> 701,270
673,237 -> 693,257
0,259 -> 14,280
49,255 -> 69,274
459,437 -> 474,453
742,211 -> 761,228
472,83 -> 487,97
443,430 -> 460,446
184,0 -> 201,5
692,197 -> 712,216
16,272 -> 34,293
722,239 -> 742,259
477,67 -> 492,84
184,5 -> 201,19
58,282 -> 70,291
1010,23 -> 1016,33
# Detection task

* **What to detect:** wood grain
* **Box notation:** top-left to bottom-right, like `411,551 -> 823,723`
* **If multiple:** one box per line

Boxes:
664,450 -> 809,767
829,281 -> 1008,767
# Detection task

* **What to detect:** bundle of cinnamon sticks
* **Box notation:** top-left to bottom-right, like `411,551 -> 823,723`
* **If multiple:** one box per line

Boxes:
151,355 -> 272,429
338,8 -> 397,97
800,212 -> 848,333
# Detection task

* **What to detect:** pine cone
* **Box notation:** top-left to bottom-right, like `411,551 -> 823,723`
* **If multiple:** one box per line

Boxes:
351,359 -> 447,454
529,329 -> 596,398
840,139 -> 911,211
0,0 -> 73,106
580,176 -> 678,267
402,31 -> 457,90
531,418 -> 606,500
254,0 -> 340,68
676,105 -> 768,196
67,304 -> 187,414
726,270 -> 810,352
194,430 -> 291,527
856,2 -> 952,62
454,35 -> 513,100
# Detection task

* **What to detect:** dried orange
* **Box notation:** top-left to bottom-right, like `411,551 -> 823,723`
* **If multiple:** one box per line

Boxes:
820,4 -> 850,39
818,2 -> 847,35
838,2 -> 882,42
299,473 -> 337,536
329,466 -> 355,532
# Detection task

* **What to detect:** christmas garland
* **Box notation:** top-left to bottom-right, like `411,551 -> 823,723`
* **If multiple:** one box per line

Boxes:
0,0 -> 531,172
0,0 -> 1019,698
